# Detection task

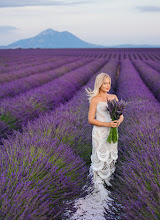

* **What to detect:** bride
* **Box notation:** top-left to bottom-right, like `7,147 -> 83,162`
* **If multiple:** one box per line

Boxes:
67,73 -> 124,220
86,72 -> 124,200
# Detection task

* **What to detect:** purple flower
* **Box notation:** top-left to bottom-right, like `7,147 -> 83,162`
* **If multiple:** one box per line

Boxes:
107,98 -> 129,120
106,98 -> 129,143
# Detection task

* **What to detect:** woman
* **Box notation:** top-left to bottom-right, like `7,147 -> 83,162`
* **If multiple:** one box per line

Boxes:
85,72 -> 124,198
65,73 -> 124,219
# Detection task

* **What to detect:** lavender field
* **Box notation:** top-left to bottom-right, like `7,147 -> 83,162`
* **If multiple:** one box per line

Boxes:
0,48 -> 160,220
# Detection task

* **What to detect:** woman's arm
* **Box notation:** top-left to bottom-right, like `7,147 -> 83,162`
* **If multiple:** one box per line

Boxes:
88,98 -> 118,128
118,114 -> 124,124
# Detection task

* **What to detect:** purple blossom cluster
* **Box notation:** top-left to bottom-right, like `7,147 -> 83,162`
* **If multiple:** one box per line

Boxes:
0,59 -> 119,219
106,59 -> 160,220
107,98 -> 128,120
106,98 -> 128,143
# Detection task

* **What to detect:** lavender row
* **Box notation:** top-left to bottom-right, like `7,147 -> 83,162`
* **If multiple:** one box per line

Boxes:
0,55 -> 52,72
0,59 -> 119,219
145,60 -> 160,73
0,49 -> 62,66
106,59 -> 160,220
0,55 -> 37,69
0,132 -> 90,219
0,56 -> 61,74
0,56 -> 79,83
0,57 -> 93,101
0,58 -> 107,140
0,56 -> 74,78
132,60 -> 160,102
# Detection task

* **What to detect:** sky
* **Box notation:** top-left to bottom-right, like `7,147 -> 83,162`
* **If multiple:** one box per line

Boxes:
0,0 -> 160,46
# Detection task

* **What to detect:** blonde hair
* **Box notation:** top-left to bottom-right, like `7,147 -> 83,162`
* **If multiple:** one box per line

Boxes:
85,73 -> 111,103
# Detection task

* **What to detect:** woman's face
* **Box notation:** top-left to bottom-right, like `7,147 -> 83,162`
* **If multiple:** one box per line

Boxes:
99,77 -> 111,93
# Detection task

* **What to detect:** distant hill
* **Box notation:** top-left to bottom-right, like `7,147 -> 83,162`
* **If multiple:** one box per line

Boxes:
0,29 -> 160,48
111,44 -> 160,48
0,29 -> 105,49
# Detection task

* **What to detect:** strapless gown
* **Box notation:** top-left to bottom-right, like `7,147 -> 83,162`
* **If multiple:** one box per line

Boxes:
89,101 -> 118,190
63,102 -> 119,220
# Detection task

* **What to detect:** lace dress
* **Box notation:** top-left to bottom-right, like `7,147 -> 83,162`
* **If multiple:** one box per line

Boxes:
63,102 -> 119,220
90,101 -> 118,190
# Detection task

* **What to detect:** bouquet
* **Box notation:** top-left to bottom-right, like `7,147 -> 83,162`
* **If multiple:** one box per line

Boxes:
107,98 -> 128,143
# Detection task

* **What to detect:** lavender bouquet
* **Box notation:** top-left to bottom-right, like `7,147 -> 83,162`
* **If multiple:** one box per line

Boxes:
107,98 -> 128,143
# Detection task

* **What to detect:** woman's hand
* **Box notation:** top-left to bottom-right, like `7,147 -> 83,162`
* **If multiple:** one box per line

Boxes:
116,115 -> 124,127
116,119 -> 121,127
110,120 -> 118,127
110,120 -> 122,128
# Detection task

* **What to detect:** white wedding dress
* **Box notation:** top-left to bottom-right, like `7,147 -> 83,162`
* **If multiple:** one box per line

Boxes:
64,102 -> 118,220
90,101 -> 118,188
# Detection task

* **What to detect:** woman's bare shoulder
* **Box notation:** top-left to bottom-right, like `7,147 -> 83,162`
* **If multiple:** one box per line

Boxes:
90,96 -> 101,104
91,96 -> 97,103
109,94 -> 118,101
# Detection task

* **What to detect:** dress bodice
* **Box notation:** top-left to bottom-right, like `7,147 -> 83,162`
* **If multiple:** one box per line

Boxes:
95,102 -> 112,122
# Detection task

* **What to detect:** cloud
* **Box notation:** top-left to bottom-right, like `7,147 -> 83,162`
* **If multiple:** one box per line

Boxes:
0,26 -> 19,33
0,0 -> 95,8
136,5 -> 160,12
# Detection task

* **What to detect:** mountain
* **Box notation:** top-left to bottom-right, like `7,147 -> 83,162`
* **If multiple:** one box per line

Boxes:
0,29 -> 105,49
0,29 -> 160,49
